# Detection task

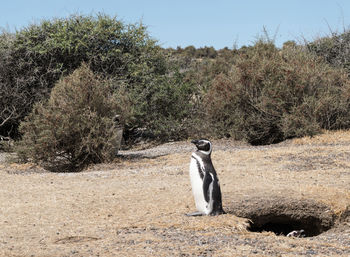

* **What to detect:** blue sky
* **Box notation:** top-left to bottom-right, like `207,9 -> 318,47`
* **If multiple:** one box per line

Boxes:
1,0 -> 350,49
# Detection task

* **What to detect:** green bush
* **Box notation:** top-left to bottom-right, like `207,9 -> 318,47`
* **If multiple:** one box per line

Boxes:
205,41 -> 350,145
16,64 -> 123,171
0,14 -> 165,139
124,70 -> 197,141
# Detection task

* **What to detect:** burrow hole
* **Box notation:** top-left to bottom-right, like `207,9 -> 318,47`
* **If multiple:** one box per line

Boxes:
247,214 -> 332,237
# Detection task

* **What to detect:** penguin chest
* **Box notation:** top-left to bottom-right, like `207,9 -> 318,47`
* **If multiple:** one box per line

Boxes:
189,157 -> 209,214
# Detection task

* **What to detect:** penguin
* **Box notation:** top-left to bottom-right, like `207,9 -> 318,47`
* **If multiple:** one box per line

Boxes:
187,139 -> 225,216
286,229 -> 305,238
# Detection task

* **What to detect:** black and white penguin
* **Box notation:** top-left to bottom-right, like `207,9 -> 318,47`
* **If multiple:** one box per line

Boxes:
187,139 -> 225,216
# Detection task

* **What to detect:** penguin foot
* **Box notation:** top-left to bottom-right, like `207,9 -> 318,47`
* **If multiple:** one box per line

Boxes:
185,211 -> 204,217
210,209 -> 226,216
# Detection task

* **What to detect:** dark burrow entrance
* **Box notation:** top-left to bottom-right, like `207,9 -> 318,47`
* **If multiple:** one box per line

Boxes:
247,215 -> 329,237
230,196 -> 336,238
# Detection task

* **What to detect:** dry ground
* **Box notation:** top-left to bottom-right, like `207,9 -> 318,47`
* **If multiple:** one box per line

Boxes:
1,131 -> 350,256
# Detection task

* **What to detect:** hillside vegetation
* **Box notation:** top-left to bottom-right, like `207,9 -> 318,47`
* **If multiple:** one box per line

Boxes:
1,14 -> 350,169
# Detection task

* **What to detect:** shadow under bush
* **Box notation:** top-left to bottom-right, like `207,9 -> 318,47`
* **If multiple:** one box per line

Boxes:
205,41 -> 350,145
16,64 -> 124,171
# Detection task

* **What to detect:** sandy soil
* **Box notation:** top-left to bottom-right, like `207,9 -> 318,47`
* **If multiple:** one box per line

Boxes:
1,131 -> 350,256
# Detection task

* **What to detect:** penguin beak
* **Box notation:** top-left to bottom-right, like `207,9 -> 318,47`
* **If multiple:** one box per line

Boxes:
191,139 -> 199,145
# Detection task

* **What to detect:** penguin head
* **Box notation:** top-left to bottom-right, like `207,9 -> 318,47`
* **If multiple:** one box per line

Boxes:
287,229 -> 306,237
191,139 -> 212,155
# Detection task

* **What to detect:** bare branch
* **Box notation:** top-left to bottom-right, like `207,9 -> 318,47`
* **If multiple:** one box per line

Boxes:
0,106 -> 16,127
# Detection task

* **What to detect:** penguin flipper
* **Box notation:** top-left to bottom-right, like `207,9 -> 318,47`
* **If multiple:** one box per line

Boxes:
202,172 -> 213,203
185,211 -> 205,216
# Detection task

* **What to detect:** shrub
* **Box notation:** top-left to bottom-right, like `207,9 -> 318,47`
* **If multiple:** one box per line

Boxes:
125,71 -> 197,141
16,64 -> 123,171
0,14 -> 166,139
205,41 -> 350,145
307,30 -> 350,73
